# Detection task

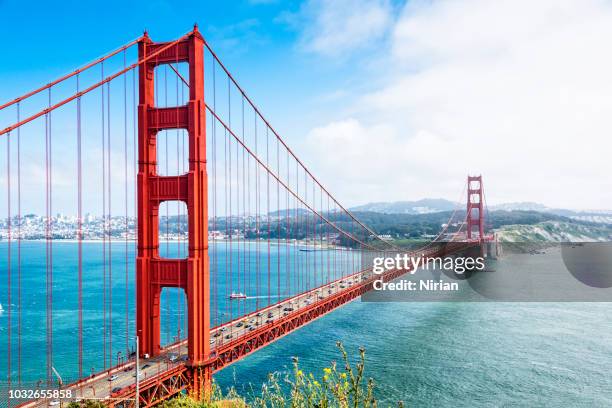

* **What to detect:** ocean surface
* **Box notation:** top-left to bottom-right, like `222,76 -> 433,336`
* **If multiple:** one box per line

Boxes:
1,242 -> 611,407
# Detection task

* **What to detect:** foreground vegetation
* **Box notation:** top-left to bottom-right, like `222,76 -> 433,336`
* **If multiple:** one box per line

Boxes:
161,342 -> 402,408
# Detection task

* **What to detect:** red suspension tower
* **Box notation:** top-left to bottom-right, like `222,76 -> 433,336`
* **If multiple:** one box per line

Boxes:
466,175 -> 484,241
137,27 -> 211,394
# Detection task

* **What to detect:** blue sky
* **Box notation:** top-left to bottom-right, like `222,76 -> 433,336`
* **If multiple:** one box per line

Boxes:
0,0 -> 403,214
1,0 -> 611,211
0,0 -> 379,140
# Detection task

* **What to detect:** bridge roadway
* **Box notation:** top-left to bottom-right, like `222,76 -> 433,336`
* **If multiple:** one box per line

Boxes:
20,243 -> 470,407
21,267 -> 379,407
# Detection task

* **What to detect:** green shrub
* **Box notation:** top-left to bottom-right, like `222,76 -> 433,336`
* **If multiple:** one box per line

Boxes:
66,401 -> 105,408
160,342 -> 404,408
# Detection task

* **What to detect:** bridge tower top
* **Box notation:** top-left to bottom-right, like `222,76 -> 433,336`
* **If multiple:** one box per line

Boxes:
466,175 -> 485,240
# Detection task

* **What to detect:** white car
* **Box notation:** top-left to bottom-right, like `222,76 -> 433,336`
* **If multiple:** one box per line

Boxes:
108,374 -> 119,381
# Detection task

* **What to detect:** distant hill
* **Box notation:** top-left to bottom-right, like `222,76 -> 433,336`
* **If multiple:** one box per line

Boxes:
350,199 -> 459,214
489,202 -> 549,212
347,209 -> 583,239
351,199 -> 612,225
489,202 -> 612,224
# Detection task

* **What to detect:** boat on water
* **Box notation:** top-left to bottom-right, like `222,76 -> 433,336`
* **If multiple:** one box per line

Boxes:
229,292 -> 247,300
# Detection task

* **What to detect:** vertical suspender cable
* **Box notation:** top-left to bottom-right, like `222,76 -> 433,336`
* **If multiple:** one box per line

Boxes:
17,103 -> 22,387
212,58 -> 218,328
352,220 -> 355,275
45,105 -> 49,387
266,126 -> 270,306
223,125 -> 228,325
327,193 -> 330,285
320,187 -> 324,284
45,88 -> 52,385
309,173 -> 312,290
334,201 -> 338,282
286,150 -> 289,298
101,62 -> 107,370
107,79 -> 113,367
255,112 -> 260,311
295,161 -> 299,296
333,201 -> 336,282
235,91 -> 240,315
312,179 -> 316,288
235,90 -> 240,315
77,73 -> 83,379
237,94 -> 242,314
228,78 -> 233,327
315,183 -> 318,284
245,97 -> 251,315
304,171 -> 308,291
7,129 -> 12,408
276,132 -> 280,303
241,95 -> 246,316
50,88 -> 54,386
123,50 -> 130,356
321,190 -> 324,284
132,64 -> 138,354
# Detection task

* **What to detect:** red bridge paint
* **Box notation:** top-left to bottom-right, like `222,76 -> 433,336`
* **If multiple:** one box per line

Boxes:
136,28 -> 211,395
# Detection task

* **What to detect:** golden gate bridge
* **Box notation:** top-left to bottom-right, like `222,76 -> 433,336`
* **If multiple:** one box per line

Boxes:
0,26 -> 492,407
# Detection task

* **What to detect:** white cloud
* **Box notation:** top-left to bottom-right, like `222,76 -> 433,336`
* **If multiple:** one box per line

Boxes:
290,0 -> 394,57
302,0 -> 612,209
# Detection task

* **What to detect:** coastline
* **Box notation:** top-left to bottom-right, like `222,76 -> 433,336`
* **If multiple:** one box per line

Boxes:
0,238 -> 342,249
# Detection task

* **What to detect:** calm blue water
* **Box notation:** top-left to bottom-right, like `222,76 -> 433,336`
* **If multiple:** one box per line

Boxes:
1,243 -> 612,406
0,241 -> 356,385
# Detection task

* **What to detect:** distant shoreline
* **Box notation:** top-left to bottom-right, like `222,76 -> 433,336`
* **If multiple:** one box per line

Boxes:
0,238 -> 340,249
